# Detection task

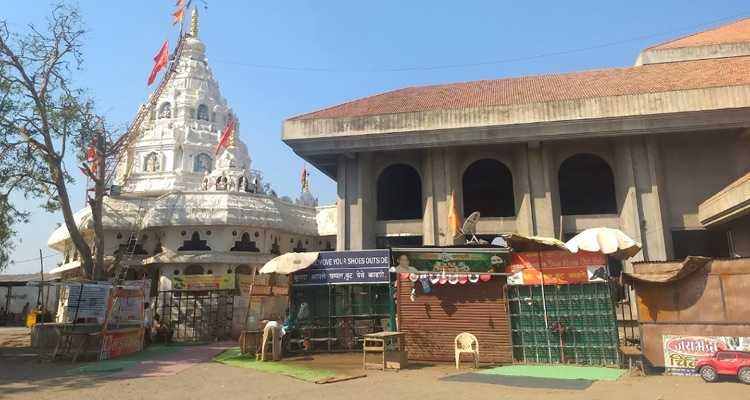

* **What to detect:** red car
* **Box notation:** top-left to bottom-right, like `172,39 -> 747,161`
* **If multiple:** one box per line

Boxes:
694,351 -> 750,384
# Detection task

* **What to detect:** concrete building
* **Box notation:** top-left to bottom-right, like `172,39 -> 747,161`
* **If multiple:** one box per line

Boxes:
282,18 -> 750,264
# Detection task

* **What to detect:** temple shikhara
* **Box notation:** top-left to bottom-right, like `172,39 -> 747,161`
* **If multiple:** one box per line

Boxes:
45,9 -> 335,337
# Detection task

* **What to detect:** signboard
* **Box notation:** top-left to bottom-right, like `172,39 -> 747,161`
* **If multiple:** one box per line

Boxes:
109,287 -> 146,324
662,335 -> 750,375
291,250 -> 390,286
99,328 -> 144,360
506,251 -> 608,285
57,283 -> 111,323
391,248 -> 510,273
171,273 -> 235,290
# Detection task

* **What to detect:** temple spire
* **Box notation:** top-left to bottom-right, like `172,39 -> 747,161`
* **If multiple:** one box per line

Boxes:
190,7 -> 199,38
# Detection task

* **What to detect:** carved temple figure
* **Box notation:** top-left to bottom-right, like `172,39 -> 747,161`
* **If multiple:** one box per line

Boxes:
201,171 -> 210,191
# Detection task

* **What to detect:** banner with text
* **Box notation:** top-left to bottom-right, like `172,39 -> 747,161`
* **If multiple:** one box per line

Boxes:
506,250 -> 608,285
662,335 -> 750,375
291,250 -> 390,286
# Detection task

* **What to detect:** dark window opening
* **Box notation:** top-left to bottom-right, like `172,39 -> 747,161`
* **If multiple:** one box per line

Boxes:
558,154 -> 617,215
462,159 -> 515,217
231,232 -> 259,252
293,240 -> 306,252
270,237 -> 281,255
235,265 -> 253,275
376,164 -> 422,220
114,236 -> 148,256
376,236 -> 423,249
671,229 -> 729,260
184,265 -> 204,275
324,241 -> 335,251
178,232 -> 212,251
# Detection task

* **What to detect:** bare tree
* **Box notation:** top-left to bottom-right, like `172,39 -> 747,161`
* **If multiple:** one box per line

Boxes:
0,4 -> 118,279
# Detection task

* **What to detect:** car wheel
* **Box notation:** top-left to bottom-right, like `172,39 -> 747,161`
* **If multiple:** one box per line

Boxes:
738,367 -> 750,384
700,365 -> 718,382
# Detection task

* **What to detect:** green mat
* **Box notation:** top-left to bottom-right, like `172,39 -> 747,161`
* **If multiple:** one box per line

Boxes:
76,345 -> 181,374
214,348 -> 338,383
478,365 -> 625,381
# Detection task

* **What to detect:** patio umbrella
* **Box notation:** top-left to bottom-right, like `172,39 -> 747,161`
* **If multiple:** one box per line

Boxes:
259,252 -> 320,274
564,227 -> 641,259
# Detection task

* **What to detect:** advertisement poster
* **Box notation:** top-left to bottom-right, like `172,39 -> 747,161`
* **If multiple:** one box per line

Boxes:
506,251 -> 607,285
292,250 -> 390,286
99,329 -> 144,360
109,287 -> 146,324
662,335 -> 750,375
391,248 -> 510,274
171,273 -> 236,290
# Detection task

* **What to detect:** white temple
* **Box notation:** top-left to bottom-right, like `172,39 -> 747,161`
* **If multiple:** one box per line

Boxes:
47,11 -> 337,282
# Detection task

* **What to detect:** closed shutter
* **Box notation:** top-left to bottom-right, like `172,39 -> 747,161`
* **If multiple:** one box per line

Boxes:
397,277 -> 512,364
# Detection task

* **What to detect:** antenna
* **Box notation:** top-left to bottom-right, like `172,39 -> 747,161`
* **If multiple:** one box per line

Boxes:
460,211 -> 481,244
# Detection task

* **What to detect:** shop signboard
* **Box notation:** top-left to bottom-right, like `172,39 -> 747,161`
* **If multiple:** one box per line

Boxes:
506,250 -> 608,285
99,328 -> 144,360
291,250 -> 390,286
662,335 -> 750,375
171,273 -> 236,290
238,274 -> 289,296
391,247 -> 510,274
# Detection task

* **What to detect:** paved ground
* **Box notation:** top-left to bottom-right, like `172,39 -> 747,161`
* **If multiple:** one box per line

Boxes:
1,327 -> 748,400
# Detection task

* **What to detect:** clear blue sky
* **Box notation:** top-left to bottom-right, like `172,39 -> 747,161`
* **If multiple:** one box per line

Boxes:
4,0 -> 749,273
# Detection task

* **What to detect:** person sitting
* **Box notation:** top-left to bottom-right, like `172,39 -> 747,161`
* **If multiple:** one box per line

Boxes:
151,313 -> 173,344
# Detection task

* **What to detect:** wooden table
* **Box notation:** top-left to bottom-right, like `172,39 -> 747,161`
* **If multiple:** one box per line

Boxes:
363,331 -> 408,370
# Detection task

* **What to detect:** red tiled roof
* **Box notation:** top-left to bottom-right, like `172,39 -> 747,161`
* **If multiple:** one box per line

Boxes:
289,56 -> 750,121
648,17 -> 750,50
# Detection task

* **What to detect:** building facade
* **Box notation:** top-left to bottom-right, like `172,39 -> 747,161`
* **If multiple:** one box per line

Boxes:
283,19 -> 750,266
47,13 -> 336,282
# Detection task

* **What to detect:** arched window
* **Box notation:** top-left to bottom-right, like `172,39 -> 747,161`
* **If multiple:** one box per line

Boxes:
194,153 -> 212,173
197,104 -> 209,121
462,159 -> 515,217
184,265 -> 204,275
376,164 -> 422,220
143,152 -> 160,173
158,102 -> 172,119
558,154 -> 617,215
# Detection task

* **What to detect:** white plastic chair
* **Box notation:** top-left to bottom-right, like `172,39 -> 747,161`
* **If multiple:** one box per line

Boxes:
454,332 -> 479,369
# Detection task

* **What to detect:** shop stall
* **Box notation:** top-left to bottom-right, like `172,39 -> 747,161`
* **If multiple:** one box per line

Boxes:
392,246 -> 513,364
505,247 -> 620,366
624,257 -> 750,375
286,250 -> 392,353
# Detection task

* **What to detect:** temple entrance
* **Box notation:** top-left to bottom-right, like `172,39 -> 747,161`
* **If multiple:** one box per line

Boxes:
155,289 -> 235,342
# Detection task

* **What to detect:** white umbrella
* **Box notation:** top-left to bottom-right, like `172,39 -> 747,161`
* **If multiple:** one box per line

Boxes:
564,227 -> 641,259
259,252 -> 320,274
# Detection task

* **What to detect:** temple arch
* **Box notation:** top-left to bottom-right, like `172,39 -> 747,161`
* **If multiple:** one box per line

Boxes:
462,159 -> 515,217
558,154 -> 617,215
376,164 -> 422,220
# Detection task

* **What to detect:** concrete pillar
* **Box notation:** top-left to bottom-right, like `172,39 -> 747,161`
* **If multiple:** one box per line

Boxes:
336,156 -> 348,250
527,143 -> 556,237
614,138 -> 644,264
336,154 -> 374,250
631,136 -> 671,261
421,150 -> 437,245
514,143 -> 535,236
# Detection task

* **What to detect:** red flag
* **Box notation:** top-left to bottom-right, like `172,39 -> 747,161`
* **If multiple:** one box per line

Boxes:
83,144 -> 96,162
147,41 -> 169,86
172,7 -> 185,26
176,0 -> 185,5
216,118 -> 236,155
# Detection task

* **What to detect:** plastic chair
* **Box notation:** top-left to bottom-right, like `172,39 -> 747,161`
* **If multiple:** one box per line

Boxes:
454,332 -> 479,369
